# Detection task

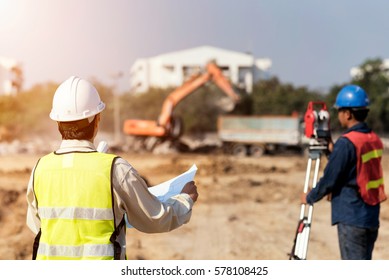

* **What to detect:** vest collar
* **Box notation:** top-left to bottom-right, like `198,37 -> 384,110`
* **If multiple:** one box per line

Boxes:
344,122 -> 371,134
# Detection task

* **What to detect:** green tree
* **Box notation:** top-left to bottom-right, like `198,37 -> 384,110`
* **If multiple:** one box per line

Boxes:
174,85 -> 240,133
251,77 -> 322,117
0,82 -> 58,139
349,58 -> 389,132
323,58 -> 389,133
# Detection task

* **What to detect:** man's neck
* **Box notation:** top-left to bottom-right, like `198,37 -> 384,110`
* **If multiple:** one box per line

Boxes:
347,120 -> 361,129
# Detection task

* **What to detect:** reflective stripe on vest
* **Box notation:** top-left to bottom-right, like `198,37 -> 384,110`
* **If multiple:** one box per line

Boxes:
362,149 -> 383,164
37,242 -> 114,259
38,207 -> 114,220
33,152 -> 118,260
343,131 -> 387,205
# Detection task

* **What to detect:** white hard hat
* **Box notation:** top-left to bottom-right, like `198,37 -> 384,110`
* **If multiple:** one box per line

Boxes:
50,76 -> 105,122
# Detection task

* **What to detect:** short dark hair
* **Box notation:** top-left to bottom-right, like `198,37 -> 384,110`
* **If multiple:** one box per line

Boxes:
351,108 -> 369,122
58,116 -> 96,140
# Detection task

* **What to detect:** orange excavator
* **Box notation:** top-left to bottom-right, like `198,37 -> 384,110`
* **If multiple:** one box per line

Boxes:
123,62 -> 241,143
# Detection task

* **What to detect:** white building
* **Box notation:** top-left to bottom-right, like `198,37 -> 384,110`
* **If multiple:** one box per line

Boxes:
0,56 -> 23,96
129,45 -> 272,94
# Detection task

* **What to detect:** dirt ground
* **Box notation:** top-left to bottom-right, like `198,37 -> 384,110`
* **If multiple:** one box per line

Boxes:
1,150 -> 389,260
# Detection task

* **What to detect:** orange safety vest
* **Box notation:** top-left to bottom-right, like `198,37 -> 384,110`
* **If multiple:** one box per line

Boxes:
343,131 -> 387,205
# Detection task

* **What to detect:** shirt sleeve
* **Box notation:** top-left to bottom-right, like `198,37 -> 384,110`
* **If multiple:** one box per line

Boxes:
306,137 -> 355,204
26,165 -> 41,235
112,158 -> 194,233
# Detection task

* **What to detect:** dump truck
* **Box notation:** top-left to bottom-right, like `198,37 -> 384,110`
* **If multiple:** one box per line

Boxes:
217,114 -> 310,157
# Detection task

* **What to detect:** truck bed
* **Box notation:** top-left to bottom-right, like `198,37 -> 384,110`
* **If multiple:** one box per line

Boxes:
217,115 -> 303,145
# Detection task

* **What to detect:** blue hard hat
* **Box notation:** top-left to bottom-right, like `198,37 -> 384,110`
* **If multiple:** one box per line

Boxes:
334,85 -> 370,109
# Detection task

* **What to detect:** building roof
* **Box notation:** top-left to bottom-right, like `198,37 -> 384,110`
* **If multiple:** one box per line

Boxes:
143,45 -> 256,66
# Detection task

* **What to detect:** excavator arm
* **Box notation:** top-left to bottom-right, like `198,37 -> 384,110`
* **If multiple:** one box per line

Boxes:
123,62 -> 240,138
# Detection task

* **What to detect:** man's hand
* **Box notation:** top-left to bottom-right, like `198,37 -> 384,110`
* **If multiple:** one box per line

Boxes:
181,181 -> 198,203
301,188 -> 312,204
327,137 -> 334,153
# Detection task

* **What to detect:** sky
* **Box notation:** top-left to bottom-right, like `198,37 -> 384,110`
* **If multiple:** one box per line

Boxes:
1,0 -> 389,93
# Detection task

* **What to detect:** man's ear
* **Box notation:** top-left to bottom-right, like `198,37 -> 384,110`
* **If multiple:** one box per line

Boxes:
346,109 -> 353,121
95,114 -> 101,126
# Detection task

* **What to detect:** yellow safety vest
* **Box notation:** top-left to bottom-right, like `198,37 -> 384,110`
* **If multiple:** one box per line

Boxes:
33,152 -> 121,260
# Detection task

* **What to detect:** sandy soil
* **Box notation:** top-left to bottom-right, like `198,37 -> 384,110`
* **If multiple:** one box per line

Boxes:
1,151 -> 389,260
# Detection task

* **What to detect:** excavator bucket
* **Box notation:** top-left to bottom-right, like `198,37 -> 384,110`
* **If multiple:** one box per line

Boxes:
215,96 -> 236,112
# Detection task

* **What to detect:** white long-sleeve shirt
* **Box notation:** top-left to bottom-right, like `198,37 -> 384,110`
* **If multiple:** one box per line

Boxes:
26,139 -> 193,259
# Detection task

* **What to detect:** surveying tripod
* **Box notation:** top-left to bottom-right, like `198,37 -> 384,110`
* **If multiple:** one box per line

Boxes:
288,143 -> 328,260
289,101 -> 330,260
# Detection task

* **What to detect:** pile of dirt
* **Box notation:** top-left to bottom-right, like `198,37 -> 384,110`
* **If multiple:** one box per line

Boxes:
0,180 -> 34,259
